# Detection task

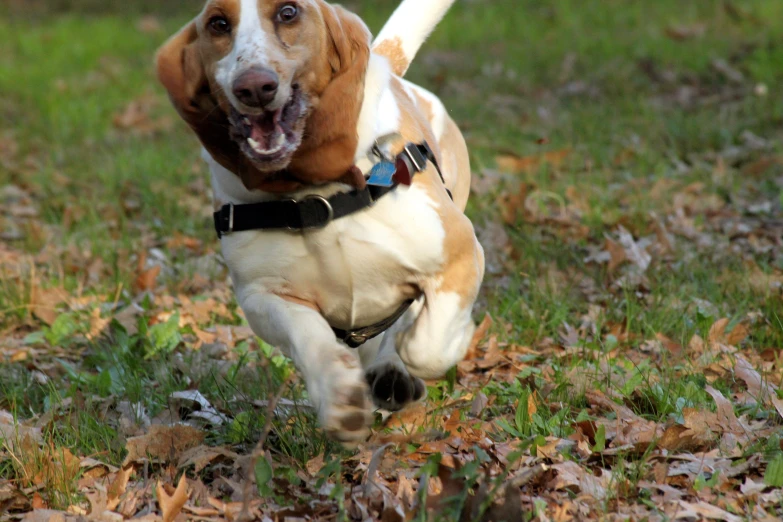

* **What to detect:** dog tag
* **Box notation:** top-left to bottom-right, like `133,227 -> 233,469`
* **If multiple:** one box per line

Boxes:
366,161 -> 396,187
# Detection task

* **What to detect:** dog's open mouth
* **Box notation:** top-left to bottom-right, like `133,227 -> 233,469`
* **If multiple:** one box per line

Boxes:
228,85 -> 306,168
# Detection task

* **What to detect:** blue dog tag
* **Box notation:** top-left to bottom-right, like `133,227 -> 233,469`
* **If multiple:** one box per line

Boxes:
366,161 -> 396,187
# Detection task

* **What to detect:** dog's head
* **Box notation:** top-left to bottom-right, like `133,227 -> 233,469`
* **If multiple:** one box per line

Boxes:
156,0 -> 370,191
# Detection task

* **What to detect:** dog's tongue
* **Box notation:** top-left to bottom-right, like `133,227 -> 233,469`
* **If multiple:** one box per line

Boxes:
250,109 -> 283,149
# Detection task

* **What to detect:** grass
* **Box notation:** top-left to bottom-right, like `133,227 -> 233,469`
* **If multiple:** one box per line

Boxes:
1,0 -> 782,518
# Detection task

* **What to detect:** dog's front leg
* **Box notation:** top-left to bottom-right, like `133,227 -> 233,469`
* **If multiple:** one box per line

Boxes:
238,292 -> 372,443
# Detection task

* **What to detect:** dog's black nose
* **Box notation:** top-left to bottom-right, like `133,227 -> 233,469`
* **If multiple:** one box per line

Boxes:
232,67 -> 279,108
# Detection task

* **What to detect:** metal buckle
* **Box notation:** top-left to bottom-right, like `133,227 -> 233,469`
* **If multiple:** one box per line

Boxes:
219,203 -> 234,237
403,143 -> 427,172
301,194 -> 334,229
346,332 -> 368,346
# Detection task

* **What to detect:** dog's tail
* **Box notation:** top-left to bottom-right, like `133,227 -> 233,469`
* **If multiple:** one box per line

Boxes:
372,0 -> 455,77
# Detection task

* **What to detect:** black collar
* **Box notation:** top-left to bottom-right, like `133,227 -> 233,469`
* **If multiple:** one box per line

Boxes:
213,142 -> 446,238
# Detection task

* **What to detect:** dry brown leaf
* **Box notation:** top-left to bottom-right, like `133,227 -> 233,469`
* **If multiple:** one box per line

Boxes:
704,385 -> 744,434
31,492 -> 46,509
664,23 -> 707,41
136,15 -> 162,34
725,322 -> 750,346
165,233 -> 202,252
178,445 -> 238,473
496,149 -> 570,174
708,318 -> 731,345
306,453 -> 325,477
465,313 -> 492,359
659,408 -> 718,451
384,402 -> 427,431
156,474 -> 189,522
134,264 -> 160,293
527,393 -> 538,420
107,465 -> 133,511
548,460 -> 612,500
605,237 -> 626,273
656,333 -> 684,358
113,95 -> 173,136
123,424 -> 205,465
21,510 -> 69,522
30,285 -> 68,325
86,307 -> 111,341
734,356 -> 783,420
658,424 -> 692,451
0,410 -> 43,449
675,500 -> 742,522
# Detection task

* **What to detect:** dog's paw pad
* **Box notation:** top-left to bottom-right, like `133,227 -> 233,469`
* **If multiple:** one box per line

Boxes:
366,364 -> 426,411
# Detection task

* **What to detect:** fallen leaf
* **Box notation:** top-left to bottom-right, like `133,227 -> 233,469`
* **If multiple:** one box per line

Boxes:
178,445 -> 238,473
385,402 -> 427,431
107,465 -> 133,511
465,313 -> 492,359
113,94 -> 173,136
704,385 -> 744,434
734,356 -> 783,420
664,23 -> 706,41
0,410 -> 43,450
496,149 -> 570,174
123,424 -> 205,465
134,264 -> 160,293
548,460 -> 612,500
136,16 -> 162,34
675,500 -> 742,522
157,474 -> 189,522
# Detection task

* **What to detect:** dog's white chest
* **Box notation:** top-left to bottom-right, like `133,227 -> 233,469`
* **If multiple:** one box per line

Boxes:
219,183 -> 445,329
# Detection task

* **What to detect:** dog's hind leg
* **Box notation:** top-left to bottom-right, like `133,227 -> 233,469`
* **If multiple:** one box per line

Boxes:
238,292 -> 373,444
396,228 -> 485,380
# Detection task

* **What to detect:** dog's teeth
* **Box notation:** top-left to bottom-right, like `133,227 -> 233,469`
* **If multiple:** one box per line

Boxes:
248,134 -> 286,155
242,117 -> 251,126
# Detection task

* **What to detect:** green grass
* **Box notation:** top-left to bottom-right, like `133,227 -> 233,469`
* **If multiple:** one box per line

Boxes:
1,0 -> 782,518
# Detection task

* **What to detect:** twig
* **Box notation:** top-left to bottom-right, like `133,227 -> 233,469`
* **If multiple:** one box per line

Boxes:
236,373 -> 295,522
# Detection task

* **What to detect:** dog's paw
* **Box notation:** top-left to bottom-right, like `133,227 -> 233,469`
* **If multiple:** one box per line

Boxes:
365,363 -> 426,411
317,352 -> 373,445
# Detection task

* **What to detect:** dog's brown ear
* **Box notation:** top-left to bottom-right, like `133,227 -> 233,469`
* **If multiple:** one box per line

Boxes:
156,20 -> 213,123
289,2 -> 371,184
156,21 -> 245,176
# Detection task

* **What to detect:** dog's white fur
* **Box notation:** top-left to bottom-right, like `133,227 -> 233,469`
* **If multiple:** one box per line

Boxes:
202,0 -> 483,442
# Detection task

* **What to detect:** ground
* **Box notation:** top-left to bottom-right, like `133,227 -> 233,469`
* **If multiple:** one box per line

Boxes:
1,0 -> 782,520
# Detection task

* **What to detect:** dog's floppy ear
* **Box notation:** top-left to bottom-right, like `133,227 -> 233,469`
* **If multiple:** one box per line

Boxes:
288,2 -> 371,184
156,20 -> 246,177
156,20 -> 214,124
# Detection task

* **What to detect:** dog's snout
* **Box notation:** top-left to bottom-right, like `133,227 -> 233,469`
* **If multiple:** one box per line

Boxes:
232,67 -> 279,108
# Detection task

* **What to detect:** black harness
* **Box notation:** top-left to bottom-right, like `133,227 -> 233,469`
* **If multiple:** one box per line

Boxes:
213,141 -> 449,348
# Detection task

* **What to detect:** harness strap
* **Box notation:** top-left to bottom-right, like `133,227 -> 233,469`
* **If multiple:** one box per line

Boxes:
213,141 -> 450,238
214,184 -> 394,238
332,298 -> 415,348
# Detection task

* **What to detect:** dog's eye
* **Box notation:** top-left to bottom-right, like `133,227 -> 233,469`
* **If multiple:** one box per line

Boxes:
277,4 -> 299,23
208,16 -> 231,35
